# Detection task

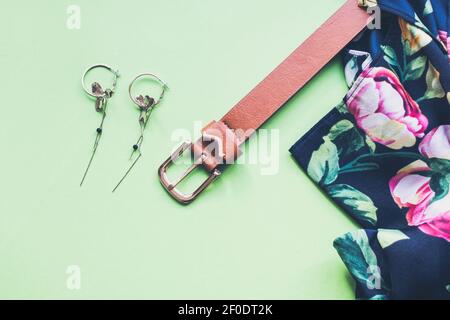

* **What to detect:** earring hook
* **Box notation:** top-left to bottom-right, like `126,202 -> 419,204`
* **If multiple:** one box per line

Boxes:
112,73 -> 168,192
81,64 -> 120,99
128,73 -> 168,107
80,64 -> 120,187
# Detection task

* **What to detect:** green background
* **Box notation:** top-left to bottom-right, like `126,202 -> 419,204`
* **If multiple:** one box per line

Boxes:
0,0 -> 358,299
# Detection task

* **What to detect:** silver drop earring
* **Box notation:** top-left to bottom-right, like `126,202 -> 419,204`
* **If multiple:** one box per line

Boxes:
80,64 -> 120,186
112,73 -> 168,192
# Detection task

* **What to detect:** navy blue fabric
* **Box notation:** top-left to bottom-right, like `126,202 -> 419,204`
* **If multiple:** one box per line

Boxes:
290,0 -> 450,299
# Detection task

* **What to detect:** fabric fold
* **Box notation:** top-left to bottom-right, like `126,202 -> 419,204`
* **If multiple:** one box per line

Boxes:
290,0 -> 450,299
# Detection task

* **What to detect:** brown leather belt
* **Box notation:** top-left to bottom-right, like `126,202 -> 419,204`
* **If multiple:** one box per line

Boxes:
159,0 -> 374,204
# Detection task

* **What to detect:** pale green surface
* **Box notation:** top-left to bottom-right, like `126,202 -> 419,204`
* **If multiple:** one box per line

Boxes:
0,0 -> 358,299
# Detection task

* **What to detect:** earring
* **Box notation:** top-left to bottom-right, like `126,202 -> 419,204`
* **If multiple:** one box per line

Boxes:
112,73 -> 168,192
80,64 -> 120,186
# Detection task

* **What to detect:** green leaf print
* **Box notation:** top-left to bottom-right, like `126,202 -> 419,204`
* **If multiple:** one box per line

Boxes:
414,13 -> 432,34
328,120 -> 365,156
335,101 -> 349,114
429,158 -> 450,174
404,56 -> 427,81
429,174 -> 450,202
381,45 -> 399,67
365,136 -> 376,153
377,229 -> 409,249
423,63 -> 445,100
403,39 -> 413,58
334,230 -> 387,290
423,0 -> 433,15
307,137 -> 339,185
307,136 -> 339,185
327,184 -> 378,226
328,120 -> 354,140
345,56 -> 359,86
381,45 -> 427,82
369,294 -> 388,300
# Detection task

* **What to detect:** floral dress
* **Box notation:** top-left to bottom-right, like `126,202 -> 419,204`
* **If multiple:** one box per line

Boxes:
290,0 -> 450,299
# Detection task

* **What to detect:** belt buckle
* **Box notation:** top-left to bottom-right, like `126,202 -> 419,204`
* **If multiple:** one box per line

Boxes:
158,141 -> 222,204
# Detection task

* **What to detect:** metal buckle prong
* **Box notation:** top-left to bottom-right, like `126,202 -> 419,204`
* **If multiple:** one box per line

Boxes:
158,141 -> 222,204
